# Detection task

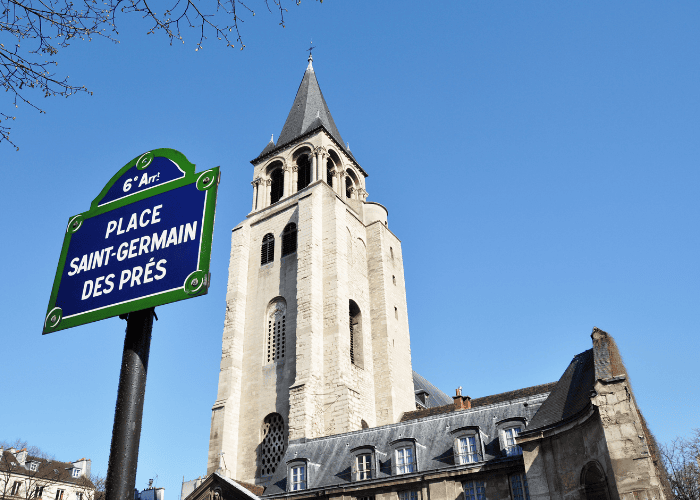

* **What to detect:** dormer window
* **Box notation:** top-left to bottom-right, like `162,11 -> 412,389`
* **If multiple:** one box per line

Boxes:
286,459 -> 308,491
29,462 -> 38,472
350,446 -> 375,481
504,427 -> 522,456
71,468 -> 81,478
451,426 -> 483,465
496,418 -> 526,457
395,447 -> 415,474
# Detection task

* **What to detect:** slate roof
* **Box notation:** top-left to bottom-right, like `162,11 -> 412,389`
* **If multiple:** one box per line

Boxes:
526,349 -> 595,431
401,382 -> 557,423
412,371 -> 452,409
261,391 -> 550,496
0,451 -> 93,487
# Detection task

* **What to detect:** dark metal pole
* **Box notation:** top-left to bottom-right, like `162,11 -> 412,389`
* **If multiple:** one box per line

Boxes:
105,308 -> 155,500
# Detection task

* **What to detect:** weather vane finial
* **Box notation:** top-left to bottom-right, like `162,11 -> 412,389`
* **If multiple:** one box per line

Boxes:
307,40 -> 316,62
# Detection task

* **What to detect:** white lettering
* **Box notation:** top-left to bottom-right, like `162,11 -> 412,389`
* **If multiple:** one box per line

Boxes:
151,205 -> 162,225
106,220 -> 117,239
138,235 -> 151,256
103,246 -> 114,265
165,227 -> 178,247
93,276 -> 105,297
155,259 -> 167,280
116,217 -> 125,235
68,257 -> 79,276
126,213 -> 138,233
151,230 -> 167,252
128,237 -> 139,259
103,274 -> 115,294
92,249 -> 104,269
81,280 -> 94,300
138,172 -> 149,187
130,266 -> 144,287
77,254 -> 89,274
118,269 -> 131,290
116,242 -> 129,261
178,224 -> 184,244
143,258 -> 155,283
139,208 -> 151,228
183,221 -> 197,243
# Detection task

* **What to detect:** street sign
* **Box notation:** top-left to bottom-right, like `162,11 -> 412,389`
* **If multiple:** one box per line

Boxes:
43,149 -> 220,334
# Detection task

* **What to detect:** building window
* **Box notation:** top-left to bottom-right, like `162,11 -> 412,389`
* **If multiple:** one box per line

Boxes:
72,468 -> 81,478
282,223 -> 297,256
346,176 -> 354,198
349,300 -> 362,366
510,474 -> 530,500
582,461 -> 610,500
395,446 -> 415,474
32,487 -> 44,499
29,462 -> 38,472
326,159 -> 334,186
297,155 -> 311,191
55,490 -> 65,500
398,491 -> 418,500
290,465 -> 306,491
261,233 -> 274,265
392,275 -> 396,285
260,413 -> 286,476
463,481 -> 486,500
11,482 -> 21,496
394,307 -> 398,319
356,454 -> 372,480
504,427 -> 522,456
76,494 -> 83,500
266,299 -> 286,363
390,247 -> 394,259
270,168 -> 284,205
457,435 -> 480,464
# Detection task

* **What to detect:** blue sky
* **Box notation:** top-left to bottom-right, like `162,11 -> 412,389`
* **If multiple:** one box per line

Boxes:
2,1 -> 699,498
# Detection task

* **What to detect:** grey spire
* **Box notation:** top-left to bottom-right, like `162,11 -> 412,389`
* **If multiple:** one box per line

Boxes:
259,135 -> 276,156
275,59 -> 345,150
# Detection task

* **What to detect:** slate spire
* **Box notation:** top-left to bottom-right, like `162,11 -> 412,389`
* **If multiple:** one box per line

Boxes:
275,55 -> 346,150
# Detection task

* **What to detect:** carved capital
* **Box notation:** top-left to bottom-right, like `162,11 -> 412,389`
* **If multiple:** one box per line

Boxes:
265,179 -> 272,186
314,146 -> 327,156
292,165 -> 299,172
252,177 -> 263,186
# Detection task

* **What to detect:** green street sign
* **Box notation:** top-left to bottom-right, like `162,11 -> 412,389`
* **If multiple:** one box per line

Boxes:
43,149 -> 220,334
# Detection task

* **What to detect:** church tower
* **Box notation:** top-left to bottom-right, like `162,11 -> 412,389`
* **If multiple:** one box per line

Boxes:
207,57 -> 415,485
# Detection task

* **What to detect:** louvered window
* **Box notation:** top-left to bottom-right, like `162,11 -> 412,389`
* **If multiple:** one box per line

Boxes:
260,413 -> 286,477
267,314 -> 285,363
261,233 -> 274,265
282,223 -> 297,256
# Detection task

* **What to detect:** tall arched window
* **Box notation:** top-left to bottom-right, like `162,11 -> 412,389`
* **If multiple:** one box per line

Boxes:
582,461 -> 610,500
259,413 -> 286,477
261,233 -> 274,265
282,223 -> 297,256
266,298 -> 286,363
349,300 -> 363,368
297,155 -> 311,191
346,176 -> 354,199
270,168 -> 284,204
326,159 -> 334,187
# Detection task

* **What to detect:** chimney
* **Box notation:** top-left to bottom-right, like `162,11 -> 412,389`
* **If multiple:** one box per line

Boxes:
16,449 -> 28,465
453,387 -> 472,410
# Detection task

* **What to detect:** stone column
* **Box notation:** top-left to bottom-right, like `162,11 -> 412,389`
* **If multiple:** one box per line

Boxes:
283,165 -> 291,198
310,153 -> 317,183
255,179 -> 265,210
265,179 -> 272,208
251,181 -> 258,211
337,169 -> 346,198
292,166 -> 299,194
318,148 -> 326,183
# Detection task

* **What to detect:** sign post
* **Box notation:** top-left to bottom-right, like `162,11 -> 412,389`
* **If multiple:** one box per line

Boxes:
43,149 -> 220,500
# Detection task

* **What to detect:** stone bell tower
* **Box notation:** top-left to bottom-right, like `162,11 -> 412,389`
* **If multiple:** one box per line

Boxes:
207,56 -> 415,485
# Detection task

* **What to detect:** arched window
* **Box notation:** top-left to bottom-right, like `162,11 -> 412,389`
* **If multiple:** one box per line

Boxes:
266,299 -> 286,363
270,168 -> 284,204
282,223 -> 297,256
260,413 -> 286,477
297,155 -> 311,191
327,159 -> 334,187
350,300 -> 363,367
261,233 -> 274,265
346,176 -> 354,199
582,462 -> 610,500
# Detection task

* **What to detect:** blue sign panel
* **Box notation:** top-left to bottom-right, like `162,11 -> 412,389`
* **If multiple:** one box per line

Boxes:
57,184 -> 205,319
44,149 -> 219,334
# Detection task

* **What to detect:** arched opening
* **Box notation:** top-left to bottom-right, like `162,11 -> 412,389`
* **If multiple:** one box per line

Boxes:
326,158 -> 334,187
282,223 -> 297,256
349,300 -> 363,368
259,413 -> 286,477
582,461 -> 610,500
346,176 -> 354,199
261,233 -> 274,265
345,167 -> 360,199
270,168 -> 284,205
297,155 -> 311,191
265,298 -> 287,363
